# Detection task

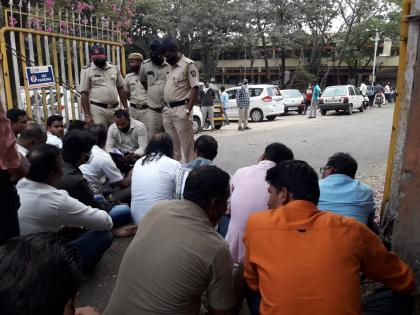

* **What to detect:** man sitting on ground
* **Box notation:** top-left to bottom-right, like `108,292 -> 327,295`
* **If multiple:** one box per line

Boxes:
105,166 -> 235,315
17,144 -> 113,273
6,108 -> 27,137
106,109 -> 148,171
175,134 -> 218,199
80,124 -> 132,204
318,152 -> 375,225
243,160 -> 414,315
225,142 -> 294,263
46,115 -> 65,148
0,233 -> 100,315
16,124 -> 47,156
57,130 -> 136,237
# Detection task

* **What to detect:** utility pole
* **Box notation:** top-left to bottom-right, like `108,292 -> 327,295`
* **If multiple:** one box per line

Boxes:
372,30 -> 380,83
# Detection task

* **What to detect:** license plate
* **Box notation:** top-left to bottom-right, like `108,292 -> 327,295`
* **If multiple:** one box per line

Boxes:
288,106 -> 297,110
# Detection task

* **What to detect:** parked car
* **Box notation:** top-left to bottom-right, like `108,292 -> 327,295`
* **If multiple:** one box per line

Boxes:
319,85 -> 364,115
280,89 -> 305,114
192,105 -> 204,134
224,84 -> 284,122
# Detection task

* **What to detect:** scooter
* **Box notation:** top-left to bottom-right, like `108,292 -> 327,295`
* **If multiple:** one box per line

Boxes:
375,93 -> 384,108
362,96 -> 369,110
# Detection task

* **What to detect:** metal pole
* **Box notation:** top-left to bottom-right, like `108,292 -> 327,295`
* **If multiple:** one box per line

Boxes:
372,30 -> 379,83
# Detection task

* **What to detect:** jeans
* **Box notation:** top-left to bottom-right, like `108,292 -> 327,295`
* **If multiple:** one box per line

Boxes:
70,204 -> 132,273
217,214 -> 230,238
244,286 -> 413,315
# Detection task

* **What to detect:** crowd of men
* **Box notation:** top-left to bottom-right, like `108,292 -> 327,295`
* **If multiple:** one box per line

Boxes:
0,37 -> 415,315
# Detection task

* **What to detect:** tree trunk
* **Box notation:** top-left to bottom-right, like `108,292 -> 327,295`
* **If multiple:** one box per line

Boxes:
281,47 -> 286,86
261,35 -> 270,82
250,57 -> 255,84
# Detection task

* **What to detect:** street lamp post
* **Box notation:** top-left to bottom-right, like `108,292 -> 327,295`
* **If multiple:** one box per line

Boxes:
372,30 -> 380,83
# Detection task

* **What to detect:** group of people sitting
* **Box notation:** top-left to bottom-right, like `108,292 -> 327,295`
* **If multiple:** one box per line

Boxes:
0,106 -> 415,315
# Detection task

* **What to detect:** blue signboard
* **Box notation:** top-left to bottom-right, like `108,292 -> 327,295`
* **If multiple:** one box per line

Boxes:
26,65 -> 55,89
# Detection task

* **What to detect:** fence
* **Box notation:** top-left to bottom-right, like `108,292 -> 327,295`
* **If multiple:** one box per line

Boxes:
0,3 -> 126,124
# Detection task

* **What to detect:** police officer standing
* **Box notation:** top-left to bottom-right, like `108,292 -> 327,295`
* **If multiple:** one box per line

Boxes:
159,37 -> 199,162
80,45 -> 128,128
140,40 -> 170,138
125,53 -> 148,127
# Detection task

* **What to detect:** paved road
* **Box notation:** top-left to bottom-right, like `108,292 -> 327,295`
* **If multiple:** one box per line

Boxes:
77,104 -> 394,311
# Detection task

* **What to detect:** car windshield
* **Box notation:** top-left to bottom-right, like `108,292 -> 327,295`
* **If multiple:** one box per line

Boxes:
281,90 -> 301,98
322,86 -> 347,97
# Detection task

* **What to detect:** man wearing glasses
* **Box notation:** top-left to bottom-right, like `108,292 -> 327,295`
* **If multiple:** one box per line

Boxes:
318,152 -> 375,226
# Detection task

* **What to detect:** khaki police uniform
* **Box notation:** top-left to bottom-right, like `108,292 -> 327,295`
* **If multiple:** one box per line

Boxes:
125,72 -> 148,127
163,55 -> 199,162
140,59 -> 170,138
80,62 -> 125,128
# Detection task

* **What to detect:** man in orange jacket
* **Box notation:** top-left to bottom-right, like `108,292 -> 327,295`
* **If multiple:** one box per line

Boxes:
243,160 -> 414,315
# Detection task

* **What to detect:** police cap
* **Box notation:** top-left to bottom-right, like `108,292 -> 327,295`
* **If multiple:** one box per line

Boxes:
128,53 -> 144,61
90,45 -> 107,59
150,39 -> 161,52
159,37 -> 178,53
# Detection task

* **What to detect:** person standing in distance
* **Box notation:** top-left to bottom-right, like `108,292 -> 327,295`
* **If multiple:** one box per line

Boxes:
160,37 -> 199,162
80,45 -> 128,128
236,79 -> 251,131
140,40 -> 170,138
308,79 -> 321,119
125,53 -> 149,128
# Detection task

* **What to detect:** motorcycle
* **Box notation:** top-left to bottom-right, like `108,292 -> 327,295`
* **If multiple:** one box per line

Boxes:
375,93 -> 384,108
362,95 -> 369,110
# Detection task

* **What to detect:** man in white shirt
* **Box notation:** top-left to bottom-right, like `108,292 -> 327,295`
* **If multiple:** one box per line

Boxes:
360,81 -> 368,96
384,81 -> 392,103
46,115 -> 64,148
16,124 -> 47,156
81,124 -> 132,203
17,144 -> 114,273
106,110 -> 148,170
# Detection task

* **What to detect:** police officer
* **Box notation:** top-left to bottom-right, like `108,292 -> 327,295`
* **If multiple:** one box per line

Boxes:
140,40 -> 170,138
160,37 -> 199,163
80,45 -> 128,128
125,53 -> 148,127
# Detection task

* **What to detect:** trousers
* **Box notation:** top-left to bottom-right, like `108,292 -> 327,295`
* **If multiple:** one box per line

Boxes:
309,100 -> 318,117
90,104 -> 117,129
238,106 -> 249,128
201,106 -> 215,128
162,105 -> 195,163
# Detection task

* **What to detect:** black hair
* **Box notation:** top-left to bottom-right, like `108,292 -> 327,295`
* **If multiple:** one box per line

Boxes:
46,115 -> 63,127
326,152 -> 358,179
184,165 -> 230,209
67,120 -> 87,132
264,142 -> 294,164
19,124 -> 46,142
62,130 -> 95,165
142,133 -> 174,165
0,232 -> 82,315
27,144 -> 62,182
89,124 -> 107,148
6,108 -> 26,123
266,160 -> 320,204
114,109 -> 130,119
220,86 -> 225,92
194,135 -> 218,161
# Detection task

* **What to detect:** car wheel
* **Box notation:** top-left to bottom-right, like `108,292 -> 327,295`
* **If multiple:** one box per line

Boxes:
193,116 -> 201,134
359,106 -> 364,112
266,115 -> 277,121
214,124 -> 222,130
250,109 -> 264,122
320,109 -> 327,116
347,104 -> 353,115
297,108 -> 303,114
284,108 -> 288,115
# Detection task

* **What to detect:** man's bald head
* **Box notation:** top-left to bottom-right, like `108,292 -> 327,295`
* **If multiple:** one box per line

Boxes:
17,124 -> 47,151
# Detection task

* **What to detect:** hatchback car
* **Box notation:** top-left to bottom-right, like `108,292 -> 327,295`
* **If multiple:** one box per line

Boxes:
224,84 -> 284,122
319,85 -> 364,115
280,89 -> 305,114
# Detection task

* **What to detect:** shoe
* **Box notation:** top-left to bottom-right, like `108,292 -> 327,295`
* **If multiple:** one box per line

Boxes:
238,126 -> 243,131
244,126 -> 251,130
307,116 -> 314,119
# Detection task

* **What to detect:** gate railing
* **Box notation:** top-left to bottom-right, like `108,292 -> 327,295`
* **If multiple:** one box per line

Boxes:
1,3 -> 126,124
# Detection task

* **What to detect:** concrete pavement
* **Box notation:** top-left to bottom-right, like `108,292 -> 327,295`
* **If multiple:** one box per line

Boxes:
77,104 -> 394,311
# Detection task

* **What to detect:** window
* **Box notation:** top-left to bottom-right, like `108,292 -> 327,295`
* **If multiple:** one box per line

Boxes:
267,87 -> 274,96
250,88 -> 263,97
226,89 -> 237,99
281,89 -> 302,98
322,86 -> 347,97
349,87 -> 355,96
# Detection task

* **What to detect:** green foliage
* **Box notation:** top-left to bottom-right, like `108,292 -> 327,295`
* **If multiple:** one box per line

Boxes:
292,66 -> 316,91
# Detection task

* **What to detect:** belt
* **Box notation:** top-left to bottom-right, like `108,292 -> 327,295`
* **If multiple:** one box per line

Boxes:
149,107 -> 163,113
130,103 -> 148,110
167,100 -> 188,108
91,101 -> 119,109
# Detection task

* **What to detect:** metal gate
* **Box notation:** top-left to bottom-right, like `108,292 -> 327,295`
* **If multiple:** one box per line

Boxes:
0,4 -> 126,124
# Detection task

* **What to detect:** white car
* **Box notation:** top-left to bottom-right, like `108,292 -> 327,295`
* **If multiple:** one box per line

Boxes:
280,89 -> 305,115
319,85 -> 364,115
192,105 -> 204,134
224,84 -> 284,122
